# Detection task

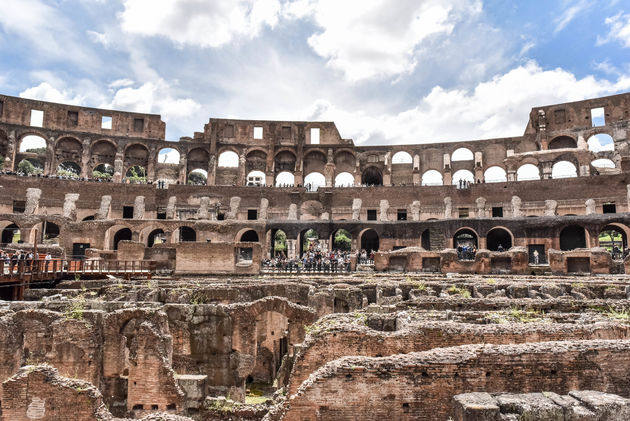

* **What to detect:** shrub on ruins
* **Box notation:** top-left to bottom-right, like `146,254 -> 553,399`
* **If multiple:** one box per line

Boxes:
92,169 -> 112,180
17,159 -> 42,175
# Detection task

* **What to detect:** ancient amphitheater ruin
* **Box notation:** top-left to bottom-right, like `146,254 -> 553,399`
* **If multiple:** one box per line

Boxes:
0,92 -> 630,420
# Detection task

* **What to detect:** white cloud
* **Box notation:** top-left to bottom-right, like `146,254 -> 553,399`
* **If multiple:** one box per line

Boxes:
307,61 -> 630,145
598,13 -> 630,47
298,0 -> 482,81
118,0 -> 281,47
87,30 -> 112,47
554,0 -> 592,33
19,82 -> 85,105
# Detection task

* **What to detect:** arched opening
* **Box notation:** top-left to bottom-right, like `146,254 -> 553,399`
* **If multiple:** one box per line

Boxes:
360,229 -> 379,254
113,228 -> 132,250
421,170 -> 443,186
2,224 -> 20,244
548,136 -> 577,149
19,135 -> 47,153
361,166 -> 383,186
90,140 -> 117,167
275,171 -> 294,187
187,148 -> 209,174
246,170 -> 266,186
332,229 -> 352,251
157,147 -> 180,164
451,148 -> 474,161
124,144 -> 149,169
179,226 -> 196,242
421,229 -> 431,250
56,161 -> 81,177
591,159 -> 615,169
271,229 -> 287,258
218,151 -> 239,167
552,161 -> 577,179
598,225 -> 627,259
43,221 -> 60,241
240,230 -> 259,242
452,169 -> 474,186
82,215 -> 95,221
334,172 -> 354,187
93,163 -> 114,180
300,228 -> 320,256
0,130 -> 8,164
54,137 -> 82,164
559,225 -> 586,251
454,228 -> 478,253
274,151 -> 296,173
484,166 -> 507,183
517,164 -> 540,181
251,311 -> 289,384
17,158 -> 44,175
187,169 -> 208,185
587,134 -> 614,152
125,165 -> 147,183
392,151 -> 412,164
487,228 -> 512,251
147,229 -> 165,247
304,172 -> 325,191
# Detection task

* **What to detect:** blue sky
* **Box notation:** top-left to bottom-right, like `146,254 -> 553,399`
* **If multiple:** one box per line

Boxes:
1,0 -> 629,147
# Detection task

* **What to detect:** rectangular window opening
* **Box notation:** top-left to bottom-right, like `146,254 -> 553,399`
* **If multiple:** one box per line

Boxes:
397,209 -> 407,221
458,208 -> 469,218
133,118 -> 144,132
253,126 -> 263,139
310,128 -> 320,144
492,207 -> 503,218
591,107 -> 605,127
367,209 -> 377,221
247,209 -> 258,220
603,203 -> 616,214
0,100 -> 4,117
13,200 -> 26,213
122,206 -> 134,219
239,247 -> 253,262
30,109 -> 44,127
101,116 -> 112,130
282,126 -> 291,139
157,212 -> 166,220
67,111 -> 78,127
217,213 -> 225,221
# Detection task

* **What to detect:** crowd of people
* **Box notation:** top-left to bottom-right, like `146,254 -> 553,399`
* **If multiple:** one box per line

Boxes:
0,250 -> 54,274
262,247 -> 358,273
456,244 -> 477,260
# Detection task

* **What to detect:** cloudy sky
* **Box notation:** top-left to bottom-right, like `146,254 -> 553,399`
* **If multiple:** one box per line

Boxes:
1,0 -> 630,146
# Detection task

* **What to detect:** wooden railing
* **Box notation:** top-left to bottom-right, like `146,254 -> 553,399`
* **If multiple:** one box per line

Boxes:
0,259 -> 156,281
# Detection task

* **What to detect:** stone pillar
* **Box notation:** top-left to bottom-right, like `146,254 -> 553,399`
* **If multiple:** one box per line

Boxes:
410,200 -> 421,221
96,195 -> 112,220
288,203 -> 298,220
544,200 -> 557,216
208,154 -> 216,186
226,196 -> 241,220
146,149 -> 156,182
413,154 -> 420,186
511,196 -> 523,217
474,151 -> 483,182
80,138 -> 90,178
24,188 -> 42,215
5,130 -> 15,171
475,197 -> 486,218
259,198 -> 269,220
444,197 -> 452,219
238,153 -> 246,186
63,193 -> 80,221
133,196 -> 145,219
178,155 -> 187,184
113,158 -> 124,183
351,198 -> 362,221
541,162 -> 552,180
166,196 -> 177,219
379,200 -> 389,221
507,169 -> 516,182
43,136 -> 55,176
197,197 -> 210,219
585,199 -> 597,215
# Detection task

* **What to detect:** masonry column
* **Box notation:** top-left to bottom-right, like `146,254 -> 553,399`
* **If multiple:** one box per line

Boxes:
146,147 -> 156,182
382,151 -> 392,186
6,130 -> 15,171
324,148 -> 335,187
43,136 -> 55,176
541,162 -> 552,180
80,138 -> 91,178
207,154 -> 216,185
443,153 -> 452,185
178,153 -> 187,184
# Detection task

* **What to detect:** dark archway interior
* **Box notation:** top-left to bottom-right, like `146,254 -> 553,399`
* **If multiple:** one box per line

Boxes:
599,225 -> 627,251
361,229 -> 379,253
2,224 -> 19,244
148,229 -> 165,247
487,229 -> 512,251
548,136 -> 577,149
559,225 -> 586,250
113,228 -> 132,250
179,227 -> 196,242
361,167 -> 383,186
421,229 -> 431,250
240,230 -> 259,242
44,222 -> 60,239
454,229 -> 478,248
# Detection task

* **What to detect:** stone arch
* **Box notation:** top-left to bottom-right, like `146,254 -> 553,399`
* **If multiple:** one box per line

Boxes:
591,159 -> 616,169
392,151 -> 412,164
559,225 -> 586,250
187,168 -> 208,185
274,150 -> 297,173
245,149 -> 267,173
275,171 -> 294,186
548,135 -> 577,150
299,228 -> 321,256
333,150 -> 355,173
517,164 -> 541,181
421,229 -> 431,250
486,227 -> 513,251
303,150 -> 327,175
0,128 -> 8,161
17,157 -> 44,175
238,229 -> 260,242
217,150 -> 239,168
331,228 -> 352,251
246,170 -> 266,186
146,229 -> 165,247
157,147 -> 180,165
54,136 -> 82,165
123,143 -> 149,169
359,228 -> 379,253
587,134 -> 614,152
178,226 -> 196,242
598,223 -> 628,255
93,163 -> 114,179
421,169 -> 443,186
90,139 -> 117,171
18,133 -> 47,153
334,172 -> 354,187
552,160 -> 577,179
56,161 -> 81,177
484,166 -> 507,182
391,151 -> 413,185
187,148 -> 209,172
451,147 -> 474,161
304,172 -> 325,191
454,227 -> 478,248
112,227 -> 132,250
361,166 -> 383,186
1,223 -> 21,244
452,169 -> 474,185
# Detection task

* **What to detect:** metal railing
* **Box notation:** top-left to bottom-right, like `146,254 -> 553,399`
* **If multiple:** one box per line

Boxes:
0,259 -> 155,280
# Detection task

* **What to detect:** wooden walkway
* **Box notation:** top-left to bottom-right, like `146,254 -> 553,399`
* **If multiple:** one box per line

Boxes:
0,259 -> 155,300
